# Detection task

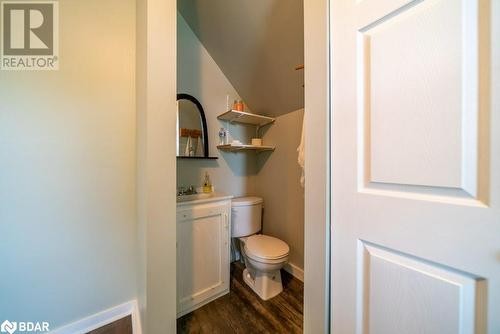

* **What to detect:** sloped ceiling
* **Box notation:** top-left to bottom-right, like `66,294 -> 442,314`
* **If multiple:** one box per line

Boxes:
178,0 -> 304,117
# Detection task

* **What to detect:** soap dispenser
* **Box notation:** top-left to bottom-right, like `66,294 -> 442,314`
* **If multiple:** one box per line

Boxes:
203,172 -> 212,193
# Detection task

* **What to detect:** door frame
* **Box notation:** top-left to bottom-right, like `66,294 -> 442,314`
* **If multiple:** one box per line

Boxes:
303,0 -> 332,333
136,0 -> 178,332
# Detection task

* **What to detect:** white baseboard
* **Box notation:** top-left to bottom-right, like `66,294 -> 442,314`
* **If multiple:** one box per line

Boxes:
283,262 -> 304,282
50,300 -> 142,334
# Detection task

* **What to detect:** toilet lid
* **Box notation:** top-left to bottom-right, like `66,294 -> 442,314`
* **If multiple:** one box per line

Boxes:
232,196 -> 263,207
245,235 -> 289,260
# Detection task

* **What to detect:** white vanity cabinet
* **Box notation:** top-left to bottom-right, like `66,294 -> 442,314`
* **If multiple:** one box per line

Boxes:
176,195 -> 232,317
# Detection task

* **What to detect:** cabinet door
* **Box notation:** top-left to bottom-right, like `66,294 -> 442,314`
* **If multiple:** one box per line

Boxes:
176,202 -> 230,316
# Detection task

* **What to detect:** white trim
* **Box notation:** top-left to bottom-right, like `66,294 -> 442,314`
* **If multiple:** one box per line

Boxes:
50,300 -> 142,334
284,262 -> 304,282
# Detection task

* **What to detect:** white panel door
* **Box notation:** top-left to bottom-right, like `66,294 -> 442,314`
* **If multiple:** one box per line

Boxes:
331,0 -> 499,333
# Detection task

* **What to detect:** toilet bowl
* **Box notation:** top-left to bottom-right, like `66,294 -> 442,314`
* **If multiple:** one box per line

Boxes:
239,234 -> 289,300
231,197 -> 290,300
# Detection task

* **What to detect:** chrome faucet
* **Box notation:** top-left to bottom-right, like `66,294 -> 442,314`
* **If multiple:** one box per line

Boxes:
177,185 -> 197,196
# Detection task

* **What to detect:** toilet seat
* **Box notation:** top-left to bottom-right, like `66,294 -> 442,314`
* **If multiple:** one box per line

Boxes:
244,234 -> 289,263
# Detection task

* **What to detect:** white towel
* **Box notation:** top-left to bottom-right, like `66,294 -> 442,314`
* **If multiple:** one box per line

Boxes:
185,136 -> 192,156
297,112 -> 305,187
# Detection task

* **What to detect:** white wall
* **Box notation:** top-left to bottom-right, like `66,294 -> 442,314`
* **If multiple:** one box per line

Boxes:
256,109 -> 305,270
137,0 -> 178,333
0,0 -> 137,329
177,13 -> 257,197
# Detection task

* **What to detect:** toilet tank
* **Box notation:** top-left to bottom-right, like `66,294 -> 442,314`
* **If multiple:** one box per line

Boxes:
231,197 -> 263,237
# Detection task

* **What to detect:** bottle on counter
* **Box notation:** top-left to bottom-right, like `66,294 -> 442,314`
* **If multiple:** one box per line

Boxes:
203,172 -> 212,193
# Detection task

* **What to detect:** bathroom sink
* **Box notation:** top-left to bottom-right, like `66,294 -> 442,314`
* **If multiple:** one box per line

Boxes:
176,193 -> 213,203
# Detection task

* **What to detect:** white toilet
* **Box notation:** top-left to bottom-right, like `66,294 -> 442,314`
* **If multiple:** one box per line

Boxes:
231,196 -> 290,300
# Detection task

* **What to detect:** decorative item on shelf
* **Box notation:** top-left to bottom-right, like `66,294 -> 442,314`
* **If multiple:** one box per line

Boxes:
233,100 -> 244,112
251,138 -> 263,146
237,100 -> 244,111
218,128 -> 227,145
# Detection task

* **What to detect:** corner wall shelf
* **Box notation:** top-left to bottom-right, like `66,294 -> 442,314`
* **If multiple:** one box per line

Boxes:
217,110 -> 275,128
177,156 -> 219,160
217,144 -> 275,153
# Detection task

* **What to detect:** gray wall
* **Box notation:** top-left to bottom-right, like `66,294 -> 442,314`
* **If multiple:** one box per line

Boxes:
177,13 -> 257,197
0,0 -> 137,328
178,0 -> 304,117
256,109 -> 305,269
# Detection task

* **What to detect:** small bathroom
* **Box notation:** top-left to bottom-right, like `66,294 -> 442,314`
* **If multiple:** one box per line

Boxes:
175,1 -> 305,332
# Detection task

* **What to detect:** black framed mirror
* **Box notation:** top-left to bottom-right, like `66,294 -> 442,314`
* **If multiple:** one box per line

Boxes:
177,94 -> 217,159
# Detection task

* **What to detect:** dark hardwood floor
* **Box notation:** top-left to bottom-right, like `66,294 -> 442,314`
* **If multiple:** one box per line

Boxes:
177,262 -> 304,334
87,315 -> 132,334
